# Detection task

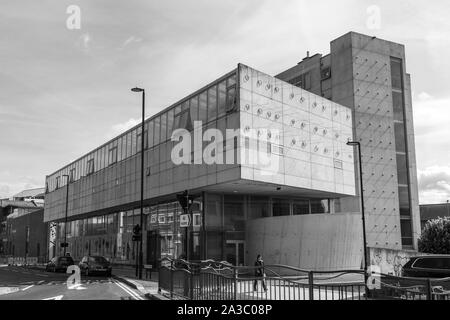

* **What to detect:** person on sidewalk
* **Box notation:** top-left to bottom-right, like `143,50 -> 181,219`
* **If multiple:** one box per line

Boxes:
253,254 -> 267,292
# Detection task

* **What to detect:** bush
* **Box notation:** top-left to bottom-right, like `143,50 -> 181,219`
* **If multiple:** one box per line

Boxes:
418,217 -> 450,254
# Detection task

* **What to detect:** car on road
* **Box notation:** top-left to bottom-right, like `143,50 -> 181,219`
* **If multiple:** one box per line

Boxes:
402,256 -> 450,278
46,256 -> 75,273
79,256 -> 112,277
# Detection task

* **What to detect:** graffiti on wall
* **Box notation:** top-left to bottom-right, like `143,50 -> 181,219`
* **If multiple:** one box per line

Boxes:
370,248 -> 423,276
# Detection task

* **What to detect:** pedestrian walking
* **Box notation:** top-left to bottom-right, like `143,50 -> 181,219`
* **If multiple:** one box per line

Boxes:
253,254 -> 267,292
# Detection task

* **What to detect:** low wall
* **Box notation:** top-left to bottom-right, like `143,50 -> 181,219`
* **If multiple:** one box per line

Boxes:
369,247 -> 424,276
246,213 -> 363,271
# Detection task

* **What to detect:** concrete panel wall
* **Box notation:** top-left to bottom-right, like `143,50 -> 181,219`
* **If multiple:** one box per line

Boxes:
238,64 -> 356,197
246,213 -> 363,271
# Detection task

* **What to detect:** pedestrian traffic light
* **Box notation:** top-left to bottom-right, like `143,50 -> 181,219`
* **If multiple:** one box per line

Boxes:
132,224 -> 141,242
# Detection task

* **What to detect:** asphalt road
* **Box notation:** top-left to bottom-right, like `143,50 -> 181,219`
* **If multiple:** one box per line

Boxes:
0,265 -> 145,300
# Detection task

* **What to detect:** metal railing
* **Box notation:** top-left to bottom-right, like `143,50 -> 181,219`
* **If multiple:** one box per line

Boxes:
158,258 -> 450,300
158,258 -> 366,300
371,273 -> 450,300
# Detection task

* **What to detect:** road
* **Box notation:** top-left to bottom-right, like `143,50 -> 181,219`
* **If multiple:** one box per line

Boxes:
0,265 -> 145,300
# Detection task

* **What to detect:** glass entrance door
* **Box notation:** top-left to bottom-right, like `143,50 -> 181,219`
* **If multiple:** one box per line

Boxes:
225,240 -> 245,266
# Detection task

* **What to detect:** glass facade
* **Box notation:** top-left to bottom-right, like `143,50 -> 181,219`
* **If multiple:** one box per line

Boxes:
391,57 -> 413,247
45,70 -> 238,192
52,192 -> 340,266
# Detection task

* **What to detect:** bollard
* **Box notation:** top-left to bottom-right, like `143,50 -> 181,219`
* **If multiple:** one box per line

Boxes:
308,271 -> 314,300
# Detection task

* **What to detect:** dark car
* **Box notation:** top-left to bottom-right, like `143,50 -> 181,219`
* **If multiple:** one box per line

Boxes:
79,256 -> 112,277
46,256 -> 75,272
402,256 -> 450,278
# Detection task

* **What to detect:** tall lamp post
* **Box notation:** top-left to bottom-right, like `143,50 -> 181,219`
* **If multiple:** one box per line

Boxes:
62,174 -> 70,256
346,141 -> 369,296
131,87 -> 145,280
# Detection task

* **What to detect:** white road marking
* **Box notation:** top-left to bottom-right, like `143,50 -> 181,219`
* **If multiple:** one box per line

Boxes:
112,279 -> 143,300
37,280 -> 45,285
42,295 -> 63,300
21,285 -> 34,291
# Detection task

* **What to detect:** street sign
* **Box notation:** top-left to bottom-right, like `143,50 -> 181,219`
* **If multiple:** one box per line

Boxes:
180,214 -> 190,227
60,242 -> 69,248
193,213 -> 202,227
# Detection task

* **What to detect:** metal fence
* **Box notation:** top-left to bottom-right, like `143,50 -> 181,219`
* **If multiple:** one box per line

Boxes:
158,258 -> 366,300
371,274 -> 450,300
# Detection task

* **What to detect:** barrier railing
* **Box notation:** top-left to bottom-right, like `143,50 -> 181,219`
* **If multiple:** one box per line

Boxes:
158,258 -> 366,300
371,274 -> 450,300
157,258 -> 450,300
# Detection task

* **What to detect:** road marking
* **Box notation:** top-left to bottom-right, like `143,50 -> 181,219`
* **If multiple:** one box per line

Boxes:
21,285 -> 34,291
112,279 -> 144,300
42,295 -> 63,300
37,280 -> 45,285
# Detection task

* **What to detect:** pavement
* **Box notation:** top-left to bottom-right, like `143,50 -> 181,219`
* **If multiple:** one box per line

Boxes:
0,264 -> 146,300
111,265 -> 168,300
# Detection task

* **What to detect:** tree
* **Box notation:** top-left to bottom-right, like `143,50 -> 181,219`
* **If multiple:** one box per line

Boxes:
418,217 -> 450,254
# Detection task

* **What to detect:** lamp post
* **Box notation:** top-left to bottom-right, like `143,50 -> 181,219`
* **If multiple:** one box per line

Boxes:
62,174 -> 70,256
131,87 -> 145,280
346,141 -> 369,296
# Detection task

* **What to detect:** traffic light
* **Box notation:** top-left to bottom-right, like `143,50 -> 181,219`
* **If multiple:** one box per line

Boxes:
176,190 -> 195,212
132,224 -> 141,242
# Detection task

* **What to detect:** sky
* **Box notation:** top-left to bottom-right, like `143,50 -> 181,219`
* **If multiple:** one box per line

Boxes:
0,0 -> 449,204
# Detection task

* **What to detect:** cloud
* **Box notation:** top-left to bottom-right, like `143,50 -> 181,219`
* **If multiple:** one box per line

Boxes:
120,36 -> 143,49
106,118 -> 140,140
417,92 -> 433,101
418,166 -> 450,204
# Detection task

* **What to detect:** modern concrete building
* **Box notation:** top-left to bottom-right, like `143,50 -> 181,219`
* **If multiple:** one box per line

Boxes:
277,32 -> 421,268
44,62 -> 361,270
44,31 -> 420,271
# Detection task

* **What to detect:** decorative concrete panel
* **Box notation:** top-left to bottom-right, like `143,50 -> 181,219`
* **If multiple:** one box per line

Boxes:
239,64 -> 356,196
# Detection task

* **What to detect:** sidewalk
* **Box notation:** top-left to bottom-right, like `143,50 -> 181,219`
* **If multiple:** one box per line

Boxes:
112,265 -> 168,300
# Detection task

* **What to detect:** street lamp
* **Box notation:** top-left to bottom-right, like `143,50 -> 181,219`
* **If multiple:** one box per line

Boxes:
62,174 -> 70,256
347,140 -> 369,296
131,87 -> 145,280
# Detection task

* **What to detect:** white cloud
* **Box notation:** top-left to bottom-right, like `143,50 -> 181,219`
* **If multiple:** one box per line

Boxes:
418,166 -> 450,204
120,36 -> 143,49
413,93 -> 450,204
106,118 -> 140,140
417,92 -> 432,101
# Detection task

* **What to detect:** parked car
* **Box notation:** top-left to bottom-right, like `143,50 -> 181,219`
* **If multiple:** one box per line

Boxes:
46,256 -> 75,272
402,256 -> 450,278
79,256 -> 112,277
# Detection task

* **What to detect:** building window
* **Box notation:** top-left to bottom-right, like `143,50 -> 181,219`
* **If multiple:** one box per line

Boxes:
108,147 -> 118,166
272,199 -> 290,217
136,130 -> 148,152
218,80 -> 227,117
86,159 -> 94,176
55,176 -> 60,189
310,199 -> 330,214
207,85 -> 218,121
293,200 -> 310,215
321,67 -> 331,80
288,72 -> 311,90
226,85 -> 237,112
69,168 -> 76,182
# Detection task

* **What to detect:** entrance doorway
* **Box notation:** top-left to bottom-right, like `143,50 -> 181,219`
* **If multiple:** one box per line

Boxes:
225,240 -> 245,266
147,231 -> 161,267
